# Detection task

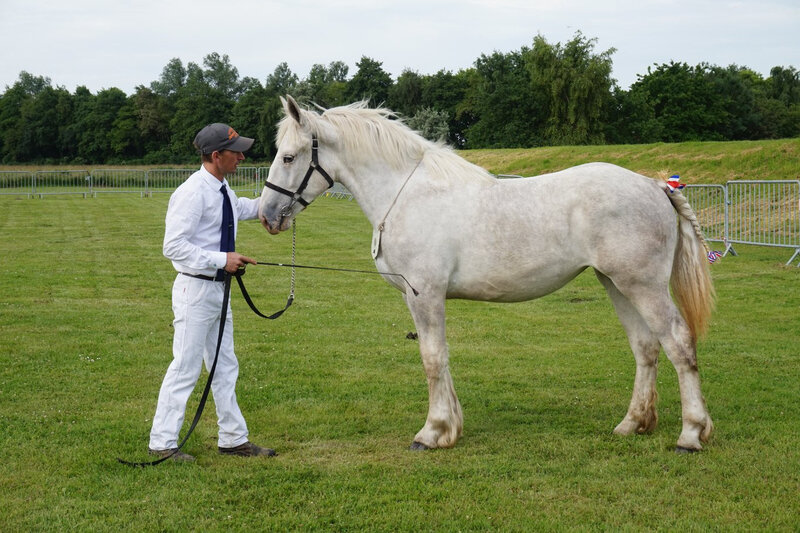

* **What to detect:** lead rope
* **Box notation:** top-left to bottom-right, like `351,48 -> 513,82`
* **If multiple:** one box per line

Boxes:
290,219 -> 296,299
377,159 -> 422,233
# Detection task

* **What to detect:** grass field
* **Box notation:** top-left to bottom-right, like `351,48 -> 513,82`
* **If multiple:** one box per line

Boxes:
1,193 -> 799,531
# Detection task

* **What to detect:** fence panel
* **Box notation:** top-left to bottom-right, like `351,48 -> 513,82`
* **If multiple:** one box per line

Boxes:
323,182 -> 354,200
89,169 -> 148,196
726,180 -> 800,265
227,166 -> 261,197
683,184 -> 729,248
145,169 -> 195,194
0,171 -> 33,196
34,170 -> 91,196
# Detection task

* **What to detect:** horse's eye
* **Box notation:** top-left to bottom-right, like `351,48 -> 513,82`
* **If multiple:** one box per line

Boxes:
283,155 -> 295,164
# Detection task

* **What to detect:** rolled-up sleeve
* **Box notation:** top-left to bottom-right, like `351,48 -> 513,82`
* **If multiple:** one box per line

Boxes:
235,195 -> 261,221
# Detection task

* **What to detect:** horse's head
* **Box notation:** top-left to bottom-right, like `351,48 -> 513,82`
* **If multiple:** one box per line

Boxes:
259,96 -> 336,235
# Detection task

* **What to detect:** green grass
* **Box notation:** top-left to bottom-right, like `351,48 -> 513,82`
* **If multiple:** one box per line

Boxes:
1,194 -> 799,531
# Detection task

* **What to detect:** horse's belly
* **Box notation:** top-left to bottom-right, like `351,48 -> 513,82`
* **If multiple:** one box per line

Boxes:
446,264 -> 586,302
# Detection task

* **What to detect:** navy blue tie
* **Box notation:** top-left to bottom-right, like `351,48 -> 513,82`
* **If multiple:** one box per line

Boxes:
216,184 -> 234,280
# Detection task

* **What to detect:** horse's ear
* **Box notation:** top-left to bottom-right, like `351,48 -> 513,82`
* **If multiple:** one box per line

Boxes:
284,95 -> 303,125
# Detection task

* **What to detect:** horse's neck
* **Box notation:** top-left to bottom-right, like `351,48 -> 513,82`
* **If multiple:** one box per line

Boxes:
338,161 -> 420,228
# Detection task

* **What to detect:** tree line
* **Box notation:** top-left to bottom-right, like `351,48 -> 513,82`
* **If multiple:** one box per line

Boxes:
1,32 -> 798,165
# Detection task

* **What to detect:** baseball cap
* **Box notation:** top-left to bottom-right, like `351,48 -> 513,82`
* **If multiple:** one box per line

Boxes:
193,123 -> 254,154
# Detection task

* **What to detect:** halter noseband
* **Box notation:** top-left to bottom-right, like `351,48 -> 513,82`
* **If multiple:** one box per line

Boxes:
264,134 -> 335,216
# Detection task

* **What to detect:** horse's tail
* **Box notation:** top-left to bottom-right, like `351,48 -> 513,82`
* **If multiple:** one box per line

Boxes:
663,186 -> 716,340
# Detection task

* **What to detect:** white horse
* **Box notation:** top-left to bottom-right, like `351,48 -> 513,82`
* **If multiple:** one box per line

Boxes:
259,96 -> 715,453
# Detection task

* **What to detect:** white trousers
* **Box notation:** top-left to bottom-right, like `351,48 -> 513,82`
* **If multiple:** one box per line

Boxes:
149,274 -> 249,449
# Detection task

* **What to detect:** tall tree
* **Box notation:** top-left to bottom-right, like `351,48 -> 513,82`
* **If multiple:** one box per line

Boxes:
389,69 -> 423,116
258,63 -> 302,159
346,56 -> 393,104
203,52 -> 242,100
422,69 -> 474,147
132,85 -> 171,155
265,62 -> 299,97
169,61 -> 232,156
0,72 -> 53,161
461,49 -> 542,148
76,87 -> 128,162
150,58 -> 186,99
627,62 -> 726,142
109,95 -> 143,159
525,32 -> 616,145
231,78 -> 268,159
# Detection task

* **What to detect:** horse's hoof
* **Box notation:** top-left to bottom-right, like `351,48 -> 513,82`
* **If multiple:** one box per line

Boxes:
675,446 -> 699,454
409,441 -> 430,451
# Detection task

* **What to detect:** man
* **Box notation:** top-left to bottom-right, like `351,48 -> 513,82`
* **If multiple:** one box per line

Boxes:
148,123 -> 274,461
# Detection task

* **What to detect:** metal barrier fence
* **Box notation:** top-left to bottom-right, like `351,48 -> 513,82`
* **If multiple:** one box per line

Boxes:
682,184 -> 729,247
723,180 -> 800,265
2,168 -> 797,265
0,167 -> 268,197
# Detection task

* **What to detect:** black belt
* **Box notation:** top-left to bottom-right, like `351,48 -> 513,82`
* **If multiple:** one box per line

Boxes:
180,271 -> 225,282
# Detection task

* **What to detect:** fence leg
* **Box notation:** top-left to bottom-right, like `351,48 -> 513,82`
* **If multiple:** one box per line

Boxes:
786,248 -> 800,267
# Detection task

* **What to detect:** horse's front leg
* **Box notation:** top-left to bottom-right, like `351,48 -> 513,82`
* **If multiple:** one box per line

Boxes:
404,293 -> 463,450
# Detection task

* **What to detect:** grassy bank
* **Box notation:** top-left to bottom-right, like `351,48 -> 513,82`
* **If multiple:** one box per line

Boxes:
1,195 -> 799,530
461,138 -> 800,183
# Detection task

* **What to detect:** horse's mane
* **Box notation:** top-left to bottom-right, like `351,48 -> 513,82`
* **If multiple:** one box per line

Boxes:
277,101 -> 495,185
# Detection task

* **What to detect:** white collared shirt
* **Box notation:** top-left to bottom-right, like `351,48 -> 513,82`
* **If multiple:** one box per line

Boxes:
163,165 -> 261,276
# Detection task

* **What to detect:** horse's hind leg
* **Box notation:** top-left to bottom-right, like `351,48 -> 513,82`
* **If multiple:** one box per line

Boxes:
608,278 -> 713,451
596,272 -> 660,435
403,293 -> 463,450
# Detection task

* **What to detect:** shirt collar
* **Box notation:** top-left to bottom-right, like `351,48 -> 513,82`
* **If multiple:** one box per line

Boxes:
198,165 -> 228,189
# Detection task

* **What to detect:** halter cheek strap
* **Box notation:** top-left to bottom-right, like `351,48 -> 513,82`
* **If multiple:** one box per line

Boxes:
264,135 -> 335,212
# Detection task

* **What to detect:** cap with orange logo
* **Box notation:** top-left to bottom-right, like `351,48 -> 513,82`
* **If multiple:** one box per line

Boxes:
193,123 -> 254,154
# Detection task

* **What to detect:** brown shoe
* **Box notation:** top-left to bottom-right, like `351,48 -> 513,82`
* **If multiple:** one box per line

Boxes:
218,441 -> 277,457
148,447 -> 195,462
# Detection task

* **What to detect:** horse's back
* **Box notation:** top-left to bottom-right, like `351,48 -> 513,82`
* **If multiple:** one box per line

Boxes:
436,163 -> 677,301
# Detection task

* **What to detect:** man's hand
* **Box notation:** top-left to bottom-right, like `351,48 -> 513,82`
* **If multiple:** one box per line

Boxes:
225,252 -> 256,273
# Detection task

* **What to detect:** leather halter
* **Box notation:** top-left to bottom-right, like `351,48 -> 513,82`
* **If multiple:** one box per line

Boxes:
264,134 -> 334,215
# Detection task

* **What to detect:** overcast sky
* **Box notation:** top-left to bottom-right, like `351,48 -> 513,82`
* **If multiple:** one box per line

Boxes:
1,0 -> 798,95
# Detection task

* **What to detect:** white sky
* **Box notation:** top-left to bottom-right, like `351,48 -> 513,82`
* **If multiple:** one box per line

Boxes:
1,0 -> 798,94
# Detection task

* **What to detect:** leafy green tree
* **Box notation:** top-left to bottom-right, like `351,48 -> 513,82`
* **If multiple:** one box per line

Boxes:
294,62 -> 350,108
257,63 -> 302,159
0,72 -> 54,161
76,87 -> 128,162
346,56 -> 393,104
406,107 -> 449,141
389,69 -> 423,116
265,62 -> 299,97
767,66 -> 800,105
132,85 -> 171,155
461,49 -> 542,148
525,32 -> 615,145
150,58 -> 186,99
109,95 -> 144,159
231,78 -> 268,159
606,86 -> 663,144
203,52 -> 243,100
707,65 -> 762,140
627,62 -> 726,142
422,69 -> 474,147
169,61 -> 232,157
